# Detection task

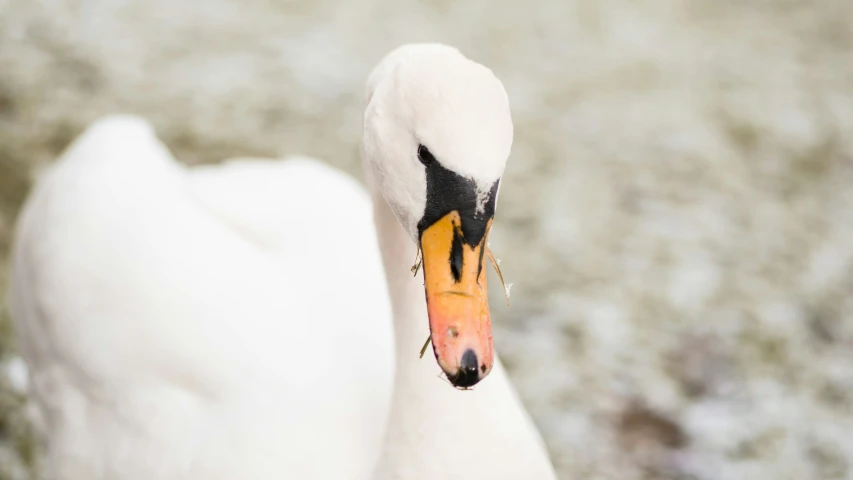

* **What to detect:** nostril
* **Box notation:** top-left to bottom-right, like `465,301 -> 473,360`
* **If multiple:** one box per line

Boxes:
449,230 -> 463,282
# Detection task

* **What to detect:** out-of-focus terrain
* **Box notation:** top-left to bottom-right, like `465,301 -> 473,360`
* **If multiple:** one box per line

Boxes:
1,1 -> 853,479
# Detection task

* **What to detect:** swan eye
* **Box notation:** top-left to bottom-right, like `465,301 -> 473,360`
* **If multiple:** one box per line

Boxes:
417,144 -> 435,166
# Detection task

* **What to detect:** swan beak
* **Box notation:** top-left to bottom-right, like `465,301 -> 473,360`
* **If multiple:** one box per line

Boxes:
420,210 -> 494,389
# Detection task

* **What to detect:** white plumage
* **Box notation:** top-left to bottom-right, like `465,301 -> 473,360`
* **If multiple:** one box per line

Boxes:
11,116 -> 394,479
10,43 -> 556,480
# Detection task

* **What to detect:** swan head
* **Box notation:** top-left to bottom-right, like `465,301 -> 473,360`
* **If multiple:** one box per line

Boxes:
363,44 -> 512,388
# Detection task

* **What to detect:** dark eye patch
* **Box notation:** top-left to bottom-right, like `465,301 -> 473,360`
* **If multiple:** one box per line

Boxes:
417,158 -> 500,248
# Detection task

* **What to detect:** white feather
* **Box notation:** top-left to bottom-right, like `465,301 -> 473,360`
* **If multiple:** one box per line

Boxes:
9,43 -> 555,480
10,116 -> 393,480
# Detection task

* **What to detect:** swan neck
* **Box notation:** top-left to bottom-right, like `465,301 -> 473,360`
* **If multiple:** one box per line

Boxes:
369,187 -> 430,357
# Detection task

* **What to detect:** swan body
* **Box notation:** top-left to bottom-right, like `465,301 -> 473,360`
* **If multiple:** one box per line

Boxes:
9,43 -> 557,479
10,117 -> 393,480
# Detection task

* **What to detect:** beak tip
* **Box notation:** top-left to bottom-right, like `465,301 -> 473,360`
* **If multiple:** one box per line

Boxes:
442,348 -> 490,389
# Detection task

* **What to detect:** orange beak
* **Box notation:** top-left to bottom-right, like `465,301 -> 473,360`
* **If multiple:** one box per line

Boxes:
420,211 -> 494,388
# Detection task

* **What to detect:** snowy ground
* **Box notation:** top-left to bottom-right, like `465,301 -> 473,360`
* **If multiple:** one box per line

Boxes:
1,0 -> 852,478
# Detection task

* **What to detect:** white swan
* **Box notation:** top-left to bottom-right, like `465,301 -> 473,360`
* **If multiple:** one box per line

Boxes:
9,43 -> 556,480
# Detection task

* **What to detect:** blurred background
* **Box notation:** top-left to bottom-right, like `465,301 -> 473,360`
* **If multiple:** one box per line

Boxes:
1,0 -> 853,479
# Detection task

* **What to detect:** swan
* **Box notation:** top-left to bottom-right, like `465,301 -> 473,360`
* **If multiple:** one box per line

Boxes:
9,43 -> 556,480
